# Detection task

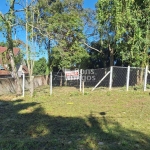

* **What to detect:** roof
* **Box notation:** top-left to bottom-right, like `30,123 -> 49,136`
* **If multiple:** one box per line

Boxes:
0,64 -> 10,76
0,46 -> 20,65
0,64 -> 29,76
22,65 -> 29,74
18,65 -> 29,74
0,46 -> 20,55
0,70 -> 11,76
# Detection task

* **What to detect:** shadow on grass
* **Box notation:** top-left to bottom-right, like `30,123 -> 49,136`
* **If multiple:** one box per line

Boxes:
0,99 -> 150,150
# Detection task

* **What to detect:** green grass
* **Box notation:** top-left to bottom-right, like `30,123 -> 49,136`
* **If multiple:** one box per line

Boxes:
0,86 -> 150,150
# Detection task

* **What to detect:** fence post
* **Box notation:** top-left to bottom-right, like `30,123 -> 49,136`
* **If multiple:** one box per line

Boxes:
109,66 -> 113,90
50,72 -> 52,95
82,80 -> 84,95
22,72 -> 25,97
80,69 -> 82,92
126,66 -> 130,91
144,65 -> 148,91
92,71 -> 110,91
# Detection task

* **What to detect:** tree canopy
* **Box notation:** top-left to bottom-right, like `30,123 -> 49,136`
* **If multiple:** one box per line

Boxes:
33,57 -> 47,75
0,0 -> 150,78
95,0 -> 150,67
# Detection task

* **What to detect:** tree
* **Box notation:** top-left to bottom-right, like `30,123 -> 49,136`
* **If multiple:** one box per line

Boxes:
122,0 -> 150,83
52,0 -> 88,69
33,57 -> 47,75
121,0 -> 150,68
29,0 -> 89,70
95,0 -> 150,85
0,0 -> 36,96
96,0 -> 150,68
25,1 -> 36,97
0,1 -> 22,95
96,0 -> 125,67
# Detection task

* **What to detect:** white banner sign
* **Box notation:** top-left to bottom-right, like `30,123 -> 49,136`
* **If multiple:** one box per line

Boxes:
65,69 -> 79,80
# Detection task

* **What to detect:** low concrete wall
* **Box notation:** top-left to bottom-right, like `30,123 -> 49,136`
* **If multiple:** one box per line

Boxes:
0,75 -> 48,95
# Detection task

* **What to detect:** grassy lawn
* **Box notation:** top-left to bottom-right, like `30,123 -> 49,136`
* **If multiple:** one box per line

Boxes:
0,86 -> 150,150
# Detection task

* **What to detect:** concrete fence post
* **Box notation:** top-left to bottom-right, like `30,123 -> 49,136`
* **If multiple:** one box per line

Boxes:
80,69 -> 82,92
22,72 -> 25,97
126,66 -> 130,91
109,66 -> 113,90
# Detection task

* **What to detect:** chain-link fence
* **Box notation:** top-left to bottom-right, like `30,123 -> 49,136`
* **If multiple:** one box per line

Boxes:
1,66 -> 150,95
147,70 -> 150,90
52,71 -> 80,87
51,66 -> 150,92
82,68 -> 110,88
112,66 -> 146,90
130,67 -> 145,87
112,67 -> 127,87
51,68 -> 110,90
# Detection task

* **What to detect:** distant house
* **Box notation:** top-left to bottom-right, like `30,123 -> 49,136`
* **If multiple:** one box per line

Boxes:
18,65 -> 29,77
0,64 -> 11,77
0,46 -> 28,78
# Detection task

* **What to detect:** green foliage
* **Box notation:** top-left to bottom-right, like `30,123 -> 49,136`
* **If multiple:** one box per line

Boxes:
33,0 -> 88,69
33,57 -> 47,75
52,40 -> 89,69
96,0 -> 150,67
0,42 -> 8,47
14,52 -> 24,66
0,41 -> 24,66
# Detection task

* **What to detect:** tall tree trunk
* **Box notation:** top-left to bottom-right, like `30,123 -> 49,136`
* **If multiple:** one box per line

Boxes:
27,60 -> 34,97
136,70 -> 140,85
137,52 -> 148,85
46,40 -> 51,85
136,69 -> 144,85
108,44 -> 114,67
7,24 -> 21,95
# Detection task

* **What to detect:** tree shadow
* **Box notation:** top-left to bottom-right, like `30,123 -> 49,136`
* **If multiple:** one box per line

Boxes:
0,98 -> 150,150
